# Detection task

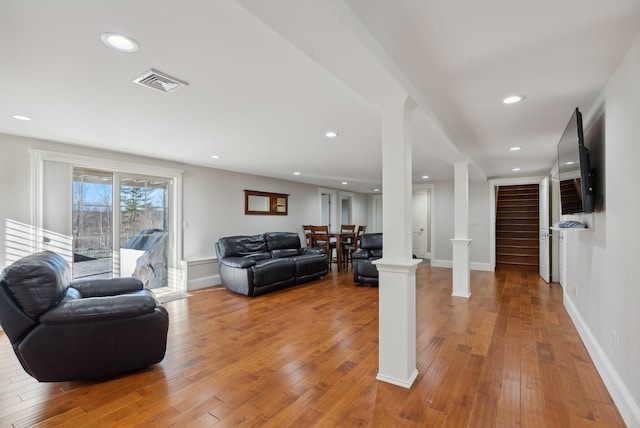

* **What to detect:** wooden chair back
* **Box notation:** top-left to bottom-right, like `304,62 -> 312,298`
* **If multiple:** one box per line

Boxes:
353,225 -> 366,250
302,225 -> 314,247
311,225 -> 335,265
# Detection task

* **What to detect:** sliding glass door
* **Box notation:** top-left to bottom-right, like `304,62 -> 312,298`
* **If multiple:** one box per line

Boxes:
119,175 -> 170,289
72,169 -> 114,279
72,169 -> 171,290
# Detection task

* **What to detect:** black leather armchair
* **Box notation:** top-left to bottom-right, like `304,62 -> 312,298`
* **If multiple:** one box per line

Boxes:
352,233 -> 382,286
0,251 -> 169,382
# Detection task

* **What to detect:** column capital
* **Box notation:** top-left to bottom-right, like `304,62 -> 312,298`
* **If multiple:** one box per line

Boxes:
378,93 -> 417,112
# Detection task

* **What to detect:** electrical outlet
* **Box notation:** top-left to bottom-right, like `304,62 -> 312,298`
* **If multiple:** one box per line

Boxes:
612,331 -> 619,351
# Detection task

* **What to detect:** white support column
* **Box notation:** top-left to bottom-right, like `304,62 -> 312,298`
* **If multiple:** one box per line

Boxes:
451,161 -> 471,298
373,94 -> 421,388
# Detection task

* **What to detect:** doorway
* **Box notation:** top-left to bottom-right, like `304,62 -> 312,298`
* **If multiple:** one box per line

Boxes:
494,184 -> 539,271
320,189 -> 338,231
340,192 -> 353,225
412,189 -> 432,259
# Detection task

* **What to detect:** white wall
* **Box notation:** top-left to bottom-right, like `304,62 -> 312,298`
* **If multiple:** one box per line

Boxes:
0,133 -> 362,269
433,180 -> 454,264
181,165 -> 321,260
561,31 -> 640,427
469,181 -> 490,268
431,179 -> 490,269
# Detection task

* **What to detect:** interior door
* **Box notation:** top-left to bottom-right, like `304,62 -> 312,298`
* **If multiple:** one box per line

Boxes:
412,193 -> 426,258
539,176 -> 550,282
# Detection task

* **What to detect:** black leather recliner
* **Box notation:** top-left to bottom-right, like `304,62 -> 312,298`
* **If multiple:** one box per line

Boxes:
352,233 -> 382,286
0,251 -> 169,382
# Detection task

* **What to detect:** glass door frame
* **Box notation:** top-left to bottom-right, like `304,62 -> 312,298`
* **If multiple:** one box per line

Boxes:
30,150 -> 185,293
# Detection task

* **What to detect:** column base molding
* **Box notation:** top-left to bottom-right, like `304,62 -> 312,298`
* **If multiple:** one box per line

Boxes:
376,369 -> 419,389
373,258 -> 421,388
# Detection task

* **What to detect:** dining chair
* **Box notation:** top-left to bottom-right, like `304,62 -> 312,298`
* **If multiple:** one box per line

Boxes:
339,224 -> 356,265
302,224 -> 314,247
311,225 -> 337,266
343,225 -> 366,268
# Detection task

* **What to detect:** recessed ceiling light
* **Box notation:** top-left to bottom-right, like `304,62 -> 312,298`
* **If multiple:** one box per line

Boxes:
13,115 -> 32,121
503,95 -> 524,104
342,181 -> 348,185
325,131 -> 339,138
293,171 -> 301,175
512,167 -> 521,172
509,146 -> 521,151
101,32 -> 139,52
210,155 -> 221,159
421,175 -> 429,179
502,95 -> 524,104
373,188 -> 380,192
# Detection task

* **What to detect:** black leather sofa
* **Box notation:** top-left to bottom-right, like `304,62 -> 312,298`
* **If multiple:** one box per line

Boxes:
216,232 -> 328,296
352,233 -> 382,286
0,251 -> 169,382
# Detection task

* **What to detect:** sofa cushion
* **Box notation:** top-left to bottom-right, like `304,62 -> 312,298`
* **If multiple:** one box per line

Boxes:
356,260 -> 379,279
271,248 -> 300,259
252,259 -> 296,287
264,232 -> 301,251
292,254 -> 328,277
243,252 -> 272,262
359,233 -> 382,250
216,235 -> 267,258
369,249 -> 383,258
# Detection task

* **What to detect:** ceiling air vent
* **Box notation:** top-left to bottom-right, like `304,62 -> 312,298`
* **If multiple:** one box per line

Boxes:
133,68 -> 189,93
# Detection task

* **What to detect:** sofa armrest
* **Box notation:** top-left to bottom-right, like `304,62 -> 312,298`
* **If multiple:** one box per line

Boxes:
352,248 -> 372,260
299,248 -> 325,256
39,291 -> 159,324
220,257 -> 257,269
70,277 -> 143,297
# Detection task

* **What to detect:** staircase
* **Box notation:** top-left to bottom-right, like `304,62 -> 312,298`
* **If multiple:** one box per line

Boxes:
496,184 -> 539,271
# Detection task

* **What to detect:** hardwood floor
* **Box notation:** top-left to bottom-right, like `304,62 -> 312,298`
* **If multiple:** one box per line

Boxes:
0,265 -> 625,427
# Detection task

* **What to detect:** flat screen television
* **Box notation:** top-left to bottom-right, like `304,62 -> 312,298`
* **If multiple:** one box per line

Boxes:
557,107 -> 594,214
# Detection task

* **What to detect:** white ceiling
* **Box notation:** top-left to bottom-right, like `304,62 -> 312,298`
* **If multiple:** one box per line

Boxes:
1,1 -> 639,193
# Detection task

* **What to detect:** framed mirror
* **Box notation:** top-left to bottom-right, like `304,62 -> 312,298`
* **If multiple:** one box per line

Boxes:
244,190 -> 289,215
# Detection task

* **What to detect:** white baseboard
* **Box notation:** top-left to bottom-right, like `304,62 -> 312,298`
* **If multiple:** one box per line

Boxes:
183,257 -> 221,291
431,259 -> 452,268
430,259 -> 493,272
188,274 -> 221,291
564,293 -> 640,427
470,262 -> 493,272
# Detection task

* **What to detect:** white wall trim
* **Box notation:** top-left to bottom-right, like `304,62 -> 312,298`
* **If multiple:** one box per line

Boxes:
183,257 -> 221,291
188,274 -> 221,291
430,259 -> 491,272
470,262 -> 493,272
431,259 -> 452,268
564,293 -> 640,428
29,149 -> 184,178
488,175 -> 545,270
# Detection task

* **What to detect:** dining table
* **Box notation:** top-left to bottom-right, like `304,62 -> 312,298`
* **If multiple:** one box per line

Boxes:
330,231 -> 355,271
